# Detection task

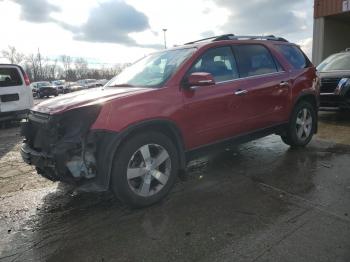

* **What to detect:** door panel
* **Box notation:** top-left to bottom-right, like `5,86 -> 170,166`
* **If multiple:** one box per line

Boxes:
238,72 -> 290,129
182,80 -> 248,149
180,46 -> 248,149
232,44 -> 290,130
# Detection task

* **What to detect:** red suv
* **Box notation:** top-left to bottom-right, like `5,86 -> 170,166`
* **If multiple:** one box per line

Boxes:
21,34 -> 320,207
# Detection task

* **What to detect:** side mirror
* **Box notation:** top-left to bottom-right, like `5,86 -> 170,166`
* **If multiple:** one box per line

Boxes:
186,72 -> 215,90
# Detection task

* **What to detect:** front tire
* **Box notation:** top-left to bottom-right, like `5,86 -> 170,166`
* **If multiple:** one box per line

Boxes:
110,132 -> 179,208
281,101 -> 316,147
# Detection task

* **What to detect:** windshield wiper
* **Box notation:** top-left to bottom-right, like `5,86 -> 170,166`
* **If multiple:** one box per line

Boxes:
107,84 -> 135,87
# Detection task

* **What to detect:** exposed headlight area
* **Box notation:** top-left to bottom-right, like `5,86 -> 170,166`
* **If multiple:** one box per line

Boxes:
21,106 -> 101,183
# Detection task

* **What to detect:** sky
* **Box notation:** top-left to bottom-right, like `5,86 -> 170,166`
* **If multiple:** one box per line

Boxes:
0,0 -> 314,65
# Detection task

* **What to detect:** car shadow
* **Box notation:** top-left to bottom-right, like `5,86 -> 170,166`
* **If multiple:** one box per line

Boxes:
318,110 -> 350,126
0,124 -> 22,159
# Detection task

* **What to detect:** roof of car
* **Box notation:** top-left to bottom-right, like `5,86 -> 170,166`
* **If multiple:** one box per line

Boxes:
325,49 -> 350,58
0,63 -> 22,67
32,81 -> 51,84
340,48 -> 350,53
166,34 -> 294,52
184,34 -> 289,45
0,64 -> 25,71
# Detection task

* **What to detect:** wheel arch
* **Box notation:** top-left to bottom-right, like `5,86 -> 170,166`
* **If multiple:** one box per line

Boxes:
92,119 -> 187,191
117,119 -> 187,170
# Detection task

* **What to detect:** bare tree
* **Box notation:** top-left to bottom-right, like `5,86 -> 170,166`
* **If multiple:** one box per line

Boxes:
25,53 -> 40,81
37,48 -> 43,79
60,55 -> 72,79
74,57 -> 89,79
1,46 -> 25,64
2,46 -> 125,82
48,59 -> 58,79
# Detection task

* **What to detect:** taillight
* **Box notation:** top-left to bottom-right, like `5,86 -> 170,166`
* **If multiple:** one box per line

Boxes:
23,73 -> 30,86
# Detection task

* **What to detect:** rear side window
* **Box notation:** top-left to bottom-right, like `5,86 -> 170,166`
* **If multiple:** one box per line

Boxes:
0,68 -> 22,87
276,45 -> 308,69
233,45 -> 278,77
189,46 -> 239,82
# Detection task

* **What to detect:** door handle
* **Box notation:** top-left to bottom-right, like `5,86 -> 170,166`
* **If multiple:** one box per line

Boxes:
279,81 -> 290,87
234,89 -> 248,96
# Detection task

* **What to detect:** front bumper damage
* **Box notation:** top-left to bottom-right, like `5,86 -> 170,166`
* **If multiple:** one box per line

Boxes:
20,108 -> 120,192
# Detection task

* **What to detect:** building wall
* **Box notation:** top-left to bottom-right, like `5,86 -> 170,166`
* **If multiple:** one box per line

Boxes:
323,17 -> 350,57
312,18 -> 325,65
314,0 -> 343,18
313,16 -> 350,65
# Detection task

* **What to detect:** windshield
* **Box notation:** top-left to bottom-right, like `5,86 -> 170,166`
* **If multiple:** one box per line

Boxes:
106,48 -> 196,88
317,53 -> 350,72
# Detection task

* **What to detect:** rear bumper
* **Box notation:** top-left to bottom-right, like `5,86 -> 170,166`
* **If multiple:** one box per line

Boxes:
38,89 -> 58,96
0,109 -> 28,121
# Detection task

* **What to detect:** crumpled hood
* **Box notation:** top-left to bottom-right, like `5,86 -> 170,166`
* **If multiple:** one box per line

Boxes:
32,87 -> 151,114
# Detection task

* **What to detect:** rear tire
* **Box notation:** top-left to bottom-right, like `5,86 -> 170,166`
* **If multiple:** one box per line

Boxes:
110,132 -> 179,208
281,101 -> 316,147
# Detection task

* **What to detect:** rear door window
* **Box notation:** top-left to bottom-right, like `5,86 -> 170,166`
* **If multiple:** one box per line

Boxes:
276,45 -> 308,69
233,45 -> 278,77
0,68 -> 22,87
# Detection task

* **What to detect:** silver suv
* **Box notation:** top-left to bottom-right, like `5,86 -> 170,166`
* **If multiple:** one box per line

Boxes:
317,49 -> 350,110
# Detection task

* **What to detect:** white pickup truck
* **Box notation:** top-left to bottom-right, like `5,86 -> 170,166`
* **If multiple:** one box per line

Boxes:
0,64 -> 34,121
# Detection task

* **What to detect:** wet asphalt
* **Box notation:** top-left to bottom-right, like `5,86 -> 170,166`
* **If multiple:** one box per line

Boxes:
0,110 -> 349,262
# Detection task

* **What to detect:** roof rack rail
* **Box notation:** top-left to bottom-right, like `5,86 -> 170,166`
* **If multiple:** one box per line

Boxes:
184,34 -> 288,45
222,35 -> 289,42
184,34 -> 235,45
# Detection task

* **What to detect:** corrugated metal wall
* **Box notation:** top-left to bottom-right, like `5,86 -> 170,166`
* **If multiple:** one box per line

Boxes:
314,0 -> 343,18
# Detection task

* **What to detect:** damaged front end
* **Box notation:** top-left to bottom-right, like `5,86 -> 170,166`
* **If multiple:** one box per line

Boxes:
20,106 -> 114,191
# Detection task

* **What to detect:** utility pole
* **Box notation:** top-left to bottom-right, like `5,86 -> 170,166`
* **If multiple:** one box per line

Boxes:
38,48 -> 42,80
162,29 -> 167,49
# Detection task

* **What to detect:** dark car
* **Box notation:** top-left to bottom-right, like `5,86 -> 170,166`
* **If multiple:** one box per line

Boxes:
317,49 -> 350,110
52,80 -> 68,94
33,81 -> 58,98
21,34 -> 319,207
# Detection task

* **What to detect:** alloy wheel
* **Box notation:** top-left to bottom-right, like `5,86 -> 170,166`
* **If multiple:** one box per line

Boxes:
295,108 -> 313,141
127,144 -> 171,197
